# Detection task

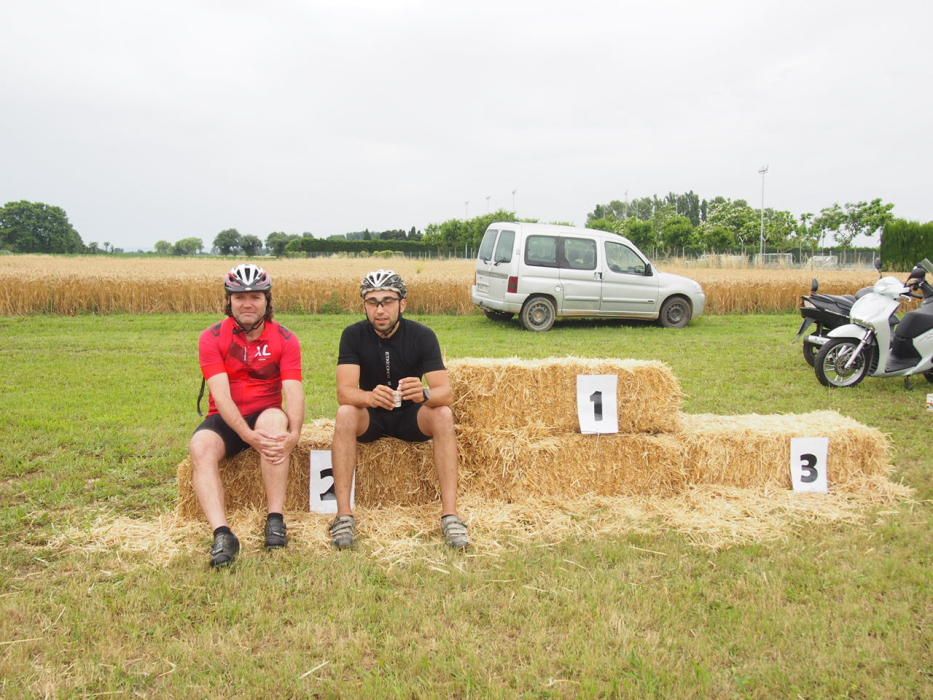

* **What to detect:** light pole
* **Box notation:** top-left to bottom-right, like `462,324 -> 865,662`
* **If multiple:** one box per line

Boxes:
465,201 -> 469,219
485,195 -> 491,213
512,189 -> 517,213
758,165 -> 768,258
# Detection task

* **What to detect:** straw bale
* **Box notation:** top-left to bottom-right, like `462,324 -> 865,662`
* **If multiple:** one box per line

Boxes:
447,357 -> 683,434
176,419 -> 440,521
457,426 -> 688,499
680,411 -> 891,489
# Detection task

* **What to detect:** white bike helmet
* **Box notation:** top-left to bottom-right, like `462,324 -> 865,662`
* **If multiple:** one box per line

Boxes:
360,269 -> 407,299
225,263 -> 272,294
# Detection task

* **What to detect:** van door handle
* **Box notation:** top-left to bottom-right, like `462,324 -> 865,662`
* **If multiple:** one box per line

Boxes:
594,272 -> 602,280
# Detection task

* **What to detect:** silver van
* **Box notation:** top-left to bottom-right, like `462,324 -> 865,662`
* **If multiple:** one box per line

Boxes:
471,222 -> 706,331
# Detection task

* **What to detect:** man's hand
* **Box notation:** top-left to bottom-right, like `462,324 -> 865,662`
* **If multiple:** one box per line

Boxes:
398,376 -> 427,403
368,384 -> 398,410
251,430 -> 293,465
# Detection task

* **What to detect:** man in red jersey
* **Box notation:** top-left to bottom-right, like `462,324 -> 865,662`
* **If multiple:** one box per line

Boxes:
189,263 -> 305,568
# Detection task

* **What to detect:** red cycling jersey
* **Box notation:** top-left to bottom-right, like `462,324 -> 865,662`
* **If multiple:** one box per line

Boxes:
199,317 -> 302,417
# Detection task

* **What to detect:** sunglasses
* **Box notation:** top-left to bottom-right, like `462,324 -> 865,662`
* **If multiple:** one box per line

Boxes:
364,296 -> 401,310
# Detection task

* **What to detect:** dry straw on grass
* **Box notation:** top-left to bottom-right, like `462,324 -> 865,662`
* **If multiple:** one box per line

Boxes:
51,479 -> 912,568
448,357 -> 683,434
0,254 -> 887,316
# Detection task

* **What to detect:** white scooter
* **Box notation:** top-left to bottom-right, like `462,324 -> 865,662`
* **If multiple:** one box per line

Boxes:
814,259 -> 933,388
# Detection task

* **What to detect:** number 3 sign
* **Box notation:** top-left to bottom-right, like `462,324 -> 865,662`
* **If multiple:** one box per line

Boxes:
790,437 -> 829,493
576,374 -> 619,434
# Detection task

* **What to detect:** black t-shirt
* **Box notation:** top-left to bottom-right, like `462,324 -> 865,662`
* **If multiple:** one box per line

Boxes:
337,318 -> 446,397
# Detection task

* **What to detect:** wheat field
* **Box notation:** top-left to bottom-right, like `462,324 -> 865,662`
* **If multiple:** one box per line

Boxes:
0,254 -> 885,315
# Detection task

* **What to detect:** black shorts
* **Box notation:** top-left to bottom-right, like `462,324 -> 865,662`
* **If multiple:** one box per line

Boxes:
194,411 -> 262,459
358,403 -> 431,444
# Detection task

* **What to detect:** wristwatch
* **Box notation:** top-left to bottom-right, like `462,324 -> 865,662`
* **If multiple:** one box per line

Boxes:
422,387 -> 431,403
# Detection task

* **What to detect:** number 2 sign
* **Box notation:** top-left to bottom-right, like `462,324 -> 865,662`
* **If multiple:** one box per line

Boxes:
310,450 -> 355,513
790,437 -> 829,493
576,374 -> 619,434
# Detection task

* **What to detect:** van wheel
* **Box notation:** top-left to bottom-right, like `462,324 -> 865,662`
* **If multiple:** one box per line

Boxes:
483,310 -> 514,322
520,297 -> 556,332
658,296 -> 691,328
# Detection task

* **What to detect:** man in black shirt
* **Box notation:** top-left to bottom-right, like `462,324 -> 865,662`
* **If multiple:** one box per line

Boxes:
329,269 -> 469,550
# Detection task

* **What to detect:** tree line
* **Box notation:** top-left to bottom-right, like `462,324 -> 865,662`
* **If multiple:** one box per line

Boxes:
584,192 -> 896,255
0,194 -> 913,258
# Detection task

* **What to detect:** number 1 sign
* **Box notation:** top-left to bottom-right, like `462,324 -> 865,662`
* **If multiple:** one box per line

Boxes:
576,374 -> 619,434
790,437 -> 829,493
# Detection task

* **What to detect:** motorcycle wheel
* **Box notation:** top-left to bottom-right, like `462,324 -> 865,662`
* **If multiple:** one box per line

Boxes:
802,340 -> 820,367
925,369 -> 933,384
815,338 -> 872,388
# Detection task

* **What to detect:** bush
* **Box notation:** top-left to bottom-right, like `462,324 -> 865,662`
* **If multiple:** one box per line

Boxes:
881,219 -> 933,270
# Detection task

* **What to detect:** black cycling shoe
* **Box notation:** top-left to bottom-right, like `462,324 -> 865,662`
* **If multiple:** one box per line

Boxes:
264,515 -> 287,549
210,531 -> 240,568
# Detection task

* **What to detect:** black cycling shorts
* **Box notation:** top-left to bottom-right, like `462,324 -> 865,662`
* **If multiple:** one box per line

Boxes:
194,411 -> 262,459
358,403 -> 431,444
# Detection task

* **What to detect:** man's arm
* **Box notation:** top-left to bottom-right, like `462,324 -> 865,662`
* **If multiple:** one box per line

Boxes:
337,363 -> 396,410
206,373 -> 261,447
281,379 -> 305,443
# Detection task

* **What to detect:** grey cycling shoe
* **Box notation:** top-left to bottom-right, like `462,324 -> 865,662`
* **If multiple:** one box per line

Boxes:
441,514 -> 470,550
210,531 -> 240,568
264,514 -> 287,549
329,515 -> 356,550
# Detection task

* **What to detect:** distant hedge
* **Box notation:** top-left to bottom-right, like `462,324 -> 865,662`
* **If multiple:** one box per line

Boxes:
881,219 -> 933,269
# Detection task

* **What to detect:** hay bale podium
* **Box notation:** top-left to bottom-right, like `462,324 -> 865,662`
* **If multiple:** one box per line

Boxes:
176,358 -> 890,519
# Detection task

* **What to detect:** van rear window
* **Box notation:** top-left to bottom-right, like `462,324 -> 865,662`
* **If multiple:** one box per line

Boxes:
478,230 -> 497,261
494,230 -> 515,263
525,235 -> 559,268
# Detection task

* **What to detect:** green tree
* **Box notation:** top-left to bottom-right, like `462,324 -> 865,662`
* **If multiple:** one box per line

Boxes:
153,240 -> 174,255
622,218 -> 655,251
839,199 -> 895,247
241,234 -> 263,256
0,200 -> 84,253
587,218 -> 623,235
213,228 -> 242,255
695,222 -> 735,251
173,237 -> 203,256
656,212 -> 694,253
763,209 -> 797,250
705,198 -> 759,248
266,232 -> 296,257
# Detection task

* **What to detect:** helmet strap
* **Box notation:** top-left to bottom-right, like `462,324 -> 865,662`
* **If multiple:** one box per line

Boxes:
371,312 -> 402,339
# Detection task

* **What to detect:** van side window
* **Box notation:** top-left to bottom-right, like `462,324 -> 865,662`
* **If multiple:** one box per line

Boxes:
478,230 -> 498,261
605,241 -> 646,275
562,238 -> 597,270
494,230 -> 515,263
525,235 -> 559,268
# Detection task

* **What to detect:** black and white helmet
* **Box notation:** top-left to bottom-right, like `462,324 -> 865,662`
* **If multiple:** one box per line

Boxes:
225,263 -> 271,294
360,269 -> 407,299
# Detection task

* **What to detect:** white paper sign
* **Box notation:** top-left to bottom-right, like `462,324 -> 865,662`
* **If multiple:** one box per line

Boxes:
790,437 -> 829,493
576,374 -> 619,434
310,450 -> 354,513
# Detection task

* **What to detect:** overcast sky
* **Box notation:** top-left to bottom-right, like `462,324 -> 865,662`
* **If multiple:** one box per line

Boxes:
1,1 -> 931,250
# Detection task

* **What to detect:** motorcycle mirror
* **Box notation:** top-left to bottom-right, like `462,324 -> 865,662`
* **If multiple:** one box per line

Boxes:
873,258 -> 882,274
810,278 -> 819,293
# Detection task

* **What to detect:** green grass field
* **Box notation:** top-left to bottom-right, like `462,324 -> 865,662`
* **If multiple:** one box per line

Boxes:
0,312 -> 929,697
